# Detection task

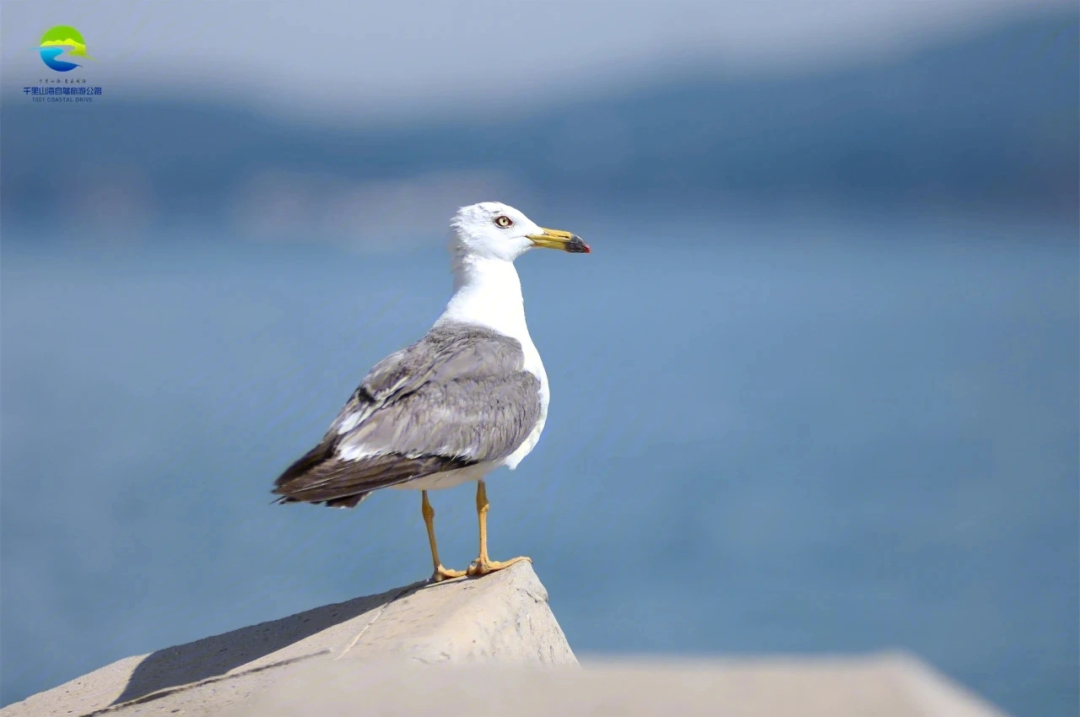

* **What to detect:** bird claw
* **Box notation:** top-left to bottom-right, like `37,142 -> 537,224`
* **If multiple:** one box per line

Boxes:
466,555 -> 532,577
430,564 -> 466,582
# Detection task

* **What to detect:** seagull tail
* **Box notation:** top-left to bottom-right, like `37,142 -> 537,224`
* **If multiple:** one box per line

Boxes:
271,436 -> 378,508
273,439 -> 333,492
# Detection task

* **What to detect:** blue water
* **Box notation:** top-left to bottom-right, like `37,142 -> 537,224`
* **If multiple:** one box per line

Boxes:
1,215 -> 1076,716
37,47 -> 79,72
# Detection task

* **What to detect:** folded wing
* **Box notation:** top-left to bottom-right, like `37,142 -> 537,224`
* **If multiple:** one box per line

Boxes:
272,322 -> 542,507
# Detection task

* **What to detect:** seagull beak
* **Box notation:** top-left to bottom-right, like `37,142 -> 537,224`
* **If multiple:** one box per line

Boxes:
527,228 -> 591,253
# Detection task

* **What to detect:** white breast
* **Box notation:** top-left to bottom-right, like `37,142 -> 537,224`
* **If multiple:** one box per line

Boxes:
435,254 -> 550,472
503,335 -> 549,470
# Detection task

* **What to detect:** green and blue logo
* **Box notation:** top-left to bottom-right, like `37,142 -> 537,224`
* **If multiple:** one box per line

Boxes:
39,25 -> 94,72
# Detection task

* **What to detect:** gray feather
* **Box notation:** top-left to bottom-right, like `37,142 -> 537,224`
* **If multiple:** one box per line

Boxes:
273,321 -> 542,506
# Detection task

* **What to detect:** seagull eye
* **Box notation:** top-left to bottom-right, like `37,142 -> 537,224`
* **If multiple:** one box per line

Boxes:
494,215 -> 514,228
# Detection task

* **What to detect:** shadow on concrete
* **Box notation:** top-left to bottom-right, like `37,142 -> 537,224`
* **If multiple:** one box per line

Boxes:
111,578 -> 427,706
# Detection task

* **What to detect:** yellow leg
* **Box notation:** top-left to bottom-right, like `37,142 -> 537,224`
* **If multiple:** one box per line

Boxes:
422,491 -> 465,582
466,480 -> 531,577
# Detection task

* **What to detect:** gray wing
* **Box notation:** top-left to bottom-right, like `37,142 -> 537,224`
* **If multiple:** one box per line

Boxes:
272,322 -> 542,507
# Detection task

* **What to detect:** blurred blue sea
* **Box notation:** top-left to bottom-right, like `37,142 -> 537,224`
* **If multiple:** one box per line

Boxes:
2,213 -> 1077,716
2,5 -> 1078,716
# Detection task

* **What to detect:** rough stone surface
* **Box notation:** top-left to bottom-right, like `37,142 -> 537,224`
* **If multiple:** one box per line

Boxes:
233,653 -> 1013,717
2,562 -> 1013,717
1,562 -> 574,717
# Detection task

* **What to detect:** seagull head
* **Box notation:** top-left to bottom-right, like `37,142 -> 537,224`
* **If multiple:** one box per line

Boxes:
449,202 -> 590,263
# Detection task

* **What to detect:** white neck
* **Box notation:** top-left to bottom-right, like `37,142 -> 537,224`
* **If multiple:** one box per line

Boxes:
437,250 -> 550,470
437,253 -> 531,342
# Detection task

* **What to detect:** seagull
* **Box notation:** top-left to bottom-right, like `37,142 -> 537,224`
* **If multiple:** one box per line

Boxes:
272,202 -> 590,582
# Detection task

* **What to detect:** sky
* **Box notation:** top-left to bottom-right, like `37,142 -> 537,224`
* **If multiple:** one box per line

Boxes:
1,0 -> 1074,126
2,2 -> 1076,253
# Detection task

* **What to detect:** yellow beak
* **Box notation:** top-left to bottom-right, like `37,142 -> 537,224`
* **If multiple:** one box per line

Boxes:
527,228 -> 591,253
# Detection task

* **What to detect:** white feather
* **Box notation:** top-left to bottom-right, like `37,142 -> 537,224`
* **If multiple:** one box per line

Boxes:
435,207 -> 550,474
336,412 -> 363,434
339,202 -> 561,490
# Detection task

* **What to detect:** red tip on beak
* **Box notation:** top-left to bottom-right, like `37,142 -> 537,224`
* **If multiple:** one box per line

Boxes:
567,236 -> 591,254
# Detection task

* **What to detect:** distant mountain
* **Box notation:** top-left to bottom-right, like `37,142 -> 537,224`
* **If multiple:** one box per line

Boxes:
2,11 -> 1076,239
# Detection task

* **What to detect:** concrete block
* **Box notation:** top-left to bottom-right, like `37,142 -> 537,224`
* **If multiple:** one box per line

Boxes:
2,562 -> 1012,717
1,562 -> 573,717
